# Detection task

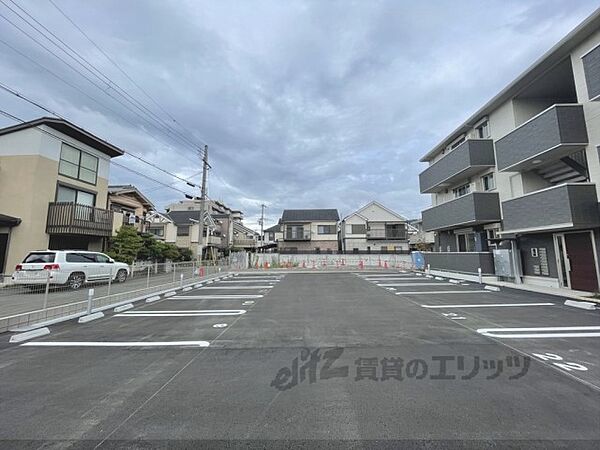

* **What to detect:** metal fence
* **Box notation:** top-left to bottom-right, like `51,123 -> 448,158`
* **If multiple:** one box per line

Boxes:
249,253 -> 414,270
0,257 -> 245,333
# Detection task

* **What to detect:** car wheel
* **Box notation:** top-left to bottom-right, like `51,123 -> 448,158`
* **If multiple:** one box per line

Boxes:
67,273 -> 85,290
116,269 -> 127,283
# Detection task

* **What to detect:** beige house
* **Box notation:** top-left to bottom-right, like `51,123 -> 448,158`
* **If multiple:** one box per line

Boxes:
341,201 -> 409,254
0,117 -> 123,274
278,209 -> 340,253
108,184 -> 155,234
146,211 -> 178,243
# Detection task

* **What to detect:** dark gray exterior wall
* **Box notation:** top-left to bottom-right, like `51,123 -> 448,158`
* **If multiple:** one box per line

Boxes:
495,105 -> 588,171
501,184 -> 600,232
583,44 -> 600,100
422,192 -> 501,232
419,140 -> 495,193
423,252 -> 495,275
517,233 -> 558,278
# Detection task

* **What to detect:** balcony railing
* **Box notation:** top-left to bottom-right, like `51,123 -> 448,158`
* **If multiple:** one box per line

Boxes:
501,183 -> 600,234
46,202 -> 113,237
419,139 -> 495,193
366,229 -> 407,240
233,238 -> 256,247
422,192 -> 501,232
284,230 -> 311,241
495,104 -> 588,172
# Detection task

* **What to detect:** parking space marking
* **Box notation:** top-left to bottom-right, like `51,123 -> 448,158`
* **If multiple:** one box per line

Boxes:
115,309 -> 247,317
220,280 -> 279,283
197,286 -> 273,290
20,341 -> 211,347
421,302 -> 555,309
365,277 -> 424,281
477,326 -> 600,339
377,282 -> 453,287
170,295 -> 264,299
395,290 -> 490,295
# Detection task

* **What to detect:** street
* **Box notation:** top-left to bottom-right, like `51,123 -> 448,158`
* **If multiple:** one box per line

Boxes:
0,270 -> 599,448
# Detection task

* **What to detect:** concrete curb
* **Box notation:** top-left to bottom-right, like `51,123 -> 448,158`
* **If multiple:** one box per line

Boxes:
564,300 -> 596,310
9,327 -> 50,343
78,312 -> 104,323
484,285 -> 501,292
163,291 -> 177,298
114,304 -> 134,313
145,295 -> 161,303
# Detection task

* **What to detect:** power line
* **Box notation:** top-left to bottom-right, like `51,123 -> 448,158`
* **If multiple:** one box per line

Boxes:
0,0 -> 205,152
0,87 -> 199,189
0,5 -> 203,156
46,0 -> 208,149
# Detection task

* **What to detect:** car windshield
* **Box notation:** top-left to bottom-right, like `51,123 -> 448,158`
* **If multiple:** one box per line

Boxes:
23,252 -> 55,263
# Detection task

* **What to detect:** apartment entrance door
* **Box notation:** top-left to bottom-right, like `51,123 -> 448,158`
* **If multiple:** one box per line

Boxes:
555,232 -> 599,292
0,233 -> 8,273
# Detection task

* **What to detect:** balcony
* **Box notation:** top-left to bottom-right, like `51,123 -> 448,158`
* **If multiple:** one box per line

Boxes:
423,252 -> 495,275
419,139 -> 495,193
501,183 -> 600,234
366,228 -> 407,240
495,104 -> 588,172
233,238 -> 256,248
422,192 -> 501,232
284,229 -> 311,241
46,202 -> 113,237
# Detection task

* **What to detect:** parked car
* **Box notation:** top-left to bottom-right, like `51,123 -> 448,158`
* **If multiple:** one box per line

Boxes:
12,250 -> 130,290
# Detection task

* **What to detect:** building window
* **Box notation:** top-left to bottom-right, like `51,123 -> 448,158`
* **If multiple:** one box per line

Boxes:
457,233 -> 476,252
318,225 -> 336,234
56,185 -> 95,206
351,224 -> 366,234
177,225 -> 190,236
453,183 -> 471,198
450,136 -> 466,150
385,223 -> 406,239
582,44 -> 600,100
476,120 -> 490,138
268,232 -> 275,241
286,225 -> 305,239
481,173 -> 495,191
148,227 -> 164,237
59,144 -> 98,185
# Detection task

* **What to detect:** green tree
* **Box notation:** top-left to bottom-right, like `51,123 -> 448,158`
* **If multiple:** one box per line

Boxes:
177,247 -> 193,261
162,243 -> 181,261
106,226 -> 143,264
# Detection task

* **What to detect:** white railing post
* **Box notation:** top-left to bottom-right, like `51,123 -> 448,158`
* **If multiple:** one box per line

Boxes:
42,270 -> 50,312
107,266 -> 113,298
86,288 -> 94,315
180,273 -> 184,288
478,267 -> 482,284
146,266 -> 151,289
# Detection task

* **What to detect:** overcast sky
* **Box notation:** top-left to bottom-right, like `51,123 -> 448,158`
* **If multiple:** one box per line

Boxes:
1,0 -> 598,230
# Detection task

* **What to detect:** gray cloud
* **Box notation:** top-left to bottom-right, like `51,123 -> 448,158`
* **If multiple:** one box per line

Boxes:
0,0 -> 597,229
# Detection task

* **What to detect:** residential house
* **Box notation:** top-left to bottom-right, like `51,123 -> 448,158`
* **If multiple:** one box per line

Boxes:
341,201 -> 409,254
146,211 -> 177,243
0,117 -> 123,274
108,184 -> 155,233
163,209 -> 218,259
408,219 -> 435,251
418,10 -> 600,292
232,221 -> 259,250
278,209 -> 340,253
262,222 -> 283,250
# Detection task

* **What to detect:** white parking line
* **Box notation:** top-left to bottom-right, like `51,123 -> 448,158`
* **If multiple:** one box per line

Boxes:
20,341 -> 211,347
170,295 -> 264,299
198,286 -> 273,289
220,280 -> 279,283
421,302 -> 555,309
115,309 -> 247,317
377,282 -> 453,287
365,278 -> 424,281
477,326 -> 600,339
395,290 -> 490,295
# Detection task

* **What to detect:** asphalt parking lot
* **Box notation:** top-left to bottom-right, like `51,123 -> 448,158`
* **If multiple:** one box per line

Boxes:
0,270 -> 599,448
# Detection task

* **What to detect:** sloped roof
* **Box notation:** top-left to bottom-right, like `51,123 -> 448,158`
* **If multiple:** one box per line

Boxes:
281,209 -> 340,222
0,117 -> 124,157
343,201 -> 407,222
108,184 -> 155,209
263,224 -> 281,233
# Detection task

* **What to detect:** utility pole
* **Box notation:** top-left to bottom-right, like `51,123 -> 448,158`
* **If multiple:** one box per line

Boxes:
259,203 -> 266,252
197,145 -> 209,261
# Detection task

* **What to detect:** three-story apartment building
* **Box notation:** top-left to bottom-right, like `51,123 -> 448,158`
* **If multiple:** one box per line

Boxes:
278,209 -> 340,253
419,10 -> 600,292
341,201 -> 409,253
0,117 -> 123,274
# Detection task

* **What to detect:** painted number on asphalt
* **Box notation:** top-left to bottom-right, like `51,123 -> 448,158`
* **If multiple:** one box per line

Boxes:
532,352 -> 588,372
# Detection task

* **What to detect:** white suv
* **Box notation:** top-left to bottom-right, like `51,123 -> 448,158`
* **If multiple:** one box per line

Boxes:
12,250 -> 130,290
